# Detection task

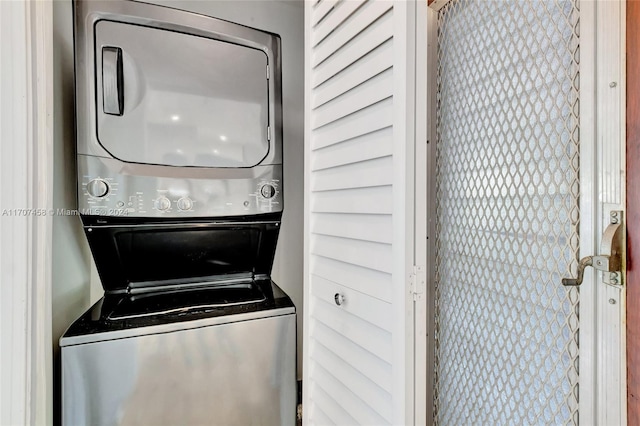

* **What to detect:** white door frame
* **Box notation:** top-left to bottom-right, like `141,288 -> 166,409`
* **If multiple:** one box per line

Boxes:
0,1 -> 54,424
394,1 -> 420,424
592,0 -> 627,423
420,0 -> 627,424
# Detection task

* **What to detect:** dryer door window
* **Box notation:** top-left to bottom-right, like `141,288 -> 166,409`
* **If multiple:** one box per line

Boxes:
94,21 -> 270,168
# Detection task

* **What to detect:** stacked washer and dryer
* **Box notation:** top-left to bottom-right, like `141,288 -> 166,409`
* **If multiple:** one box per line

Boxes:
60,1 -> 296,425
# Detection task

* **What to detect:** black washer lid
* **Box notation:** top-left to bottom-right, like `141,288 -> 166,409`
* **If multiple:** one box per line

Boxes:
81,213 -> 282,293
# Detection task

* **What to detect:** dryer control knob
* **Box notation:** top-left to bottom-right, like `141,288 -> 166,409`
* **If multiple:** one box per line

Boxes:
260,183 -> 276,199
177,197 -> 193,211
87,179 -> 109,198
155,197 -> 171,211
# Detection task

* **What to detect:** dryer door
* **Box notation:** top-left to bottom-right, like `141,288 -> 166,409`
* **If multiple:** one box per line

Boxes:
94,21 -> 270,168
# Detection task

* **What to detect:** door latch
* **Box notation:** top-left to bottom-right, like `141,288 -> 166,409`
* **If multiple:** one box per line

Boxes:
562,211 -> 624,287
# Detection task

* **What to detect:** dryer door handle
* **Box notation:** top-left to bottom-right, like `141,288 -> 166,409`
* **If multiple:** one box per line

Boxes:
102,46 -> 124,116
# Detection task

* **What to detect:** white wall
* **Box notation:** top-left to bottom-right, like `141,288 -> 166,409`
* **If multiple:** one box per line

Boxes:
51,0 -> 92,418
52,0 -> 305,382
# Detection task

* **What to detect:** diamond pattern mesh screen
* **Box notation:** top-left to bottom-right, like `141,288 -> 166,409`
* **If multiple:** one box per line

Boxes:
433,0 -> 580,424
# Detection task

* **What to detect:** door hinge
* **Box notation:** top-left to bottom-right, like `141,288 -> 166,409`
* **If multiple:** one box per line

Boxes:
266,64 -> 270,80
410,265 -> 426,301
267,126 -> 271,141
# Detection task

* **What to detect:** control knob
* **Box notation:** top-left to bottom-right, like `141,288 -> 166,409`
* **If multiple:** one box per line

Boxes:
87,179 -> 109,198
177,197 -> 193,211
155,197 -> 171,211
260,183 -> 276,199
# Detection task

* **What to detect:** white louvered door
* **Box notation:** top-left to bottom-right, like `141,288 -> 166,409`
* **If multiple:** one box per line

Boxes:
303,1 -> 423,425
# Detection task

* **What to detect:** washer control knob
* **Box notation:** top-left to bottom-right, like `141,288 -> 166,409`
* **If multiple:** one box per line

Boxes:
87,179 -> 109,198
155,197 -> 171,211
260,183 -> 276,199
177,197 -> 193,211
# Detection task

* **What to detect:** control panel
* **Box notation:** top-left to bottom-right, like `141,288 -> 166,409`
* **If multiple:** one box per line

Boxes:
78,156 -> 282,217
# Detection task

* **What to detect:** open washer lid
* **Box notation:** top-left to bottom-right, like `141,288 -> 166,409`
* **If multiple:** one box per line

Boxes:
82,215 -> 282,293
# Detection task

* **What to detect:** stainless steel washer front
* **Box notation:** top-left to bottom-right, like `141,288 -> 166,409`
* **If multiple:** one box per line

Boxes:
61,311 -> 296,426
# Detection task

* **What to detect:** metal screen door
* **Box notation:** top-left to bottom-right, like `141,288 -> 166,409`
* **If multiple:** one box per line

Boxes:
433,0 -> 581,424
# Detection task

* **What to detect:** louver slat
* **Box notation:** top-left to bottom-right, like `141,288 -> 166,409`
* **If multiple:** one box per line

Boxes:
312,256 -> 392,302
311,0 -> 338,28
312,39 -> 393,109
311,127 -> 393,171
312,320 -> 393,392
312,9 -> 393,88
312,0 -> 365,48
312,1 -> 392,68
311,363 -> 389,425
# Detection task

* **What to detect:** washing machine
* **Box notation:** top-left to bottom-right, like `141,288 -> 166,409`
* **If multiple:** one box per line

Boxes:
60,1 -> 295,424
